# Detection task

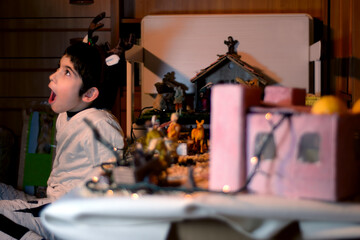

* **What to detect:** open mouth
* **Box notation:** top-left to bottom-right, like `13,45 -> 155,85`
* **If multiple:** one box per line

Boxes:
48,91 -> 57,104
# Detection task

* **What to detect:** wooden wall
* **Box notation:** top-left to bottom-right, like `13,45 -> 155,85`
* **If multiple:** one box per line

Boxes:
121,0 -> 326,19
329,0 -> 360,104
352,0 -> 360,103
120,0 -> 328,53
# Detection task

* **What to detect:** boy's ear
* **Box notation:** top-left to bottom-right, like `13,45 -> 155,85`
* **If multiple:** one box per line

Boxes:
82,87 -> 99,103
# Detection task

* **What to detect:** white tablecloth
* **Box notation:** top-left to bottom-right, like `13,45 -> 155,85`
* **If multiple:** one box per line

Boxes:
40,187 -> 360,240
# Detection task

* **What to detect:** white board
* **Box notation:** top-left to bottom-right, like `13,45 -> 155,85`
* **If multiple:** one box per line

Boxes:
141,14 -> 312,107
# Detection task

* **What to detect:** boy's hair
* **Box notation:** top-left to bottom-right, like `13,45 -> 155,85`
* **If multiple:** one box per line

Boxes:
64,41 -> 120,110
64,42 -> 104,97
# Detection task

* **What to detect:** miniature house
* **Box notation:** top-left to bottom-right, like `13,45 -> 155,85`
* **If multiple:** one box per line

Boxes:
190,37 -> 268,111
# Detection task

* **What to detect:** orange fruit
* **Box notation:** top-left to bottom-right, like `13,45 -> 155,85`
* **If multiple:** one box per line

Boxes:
352,99 -> 360,114
311,95 -> 348,114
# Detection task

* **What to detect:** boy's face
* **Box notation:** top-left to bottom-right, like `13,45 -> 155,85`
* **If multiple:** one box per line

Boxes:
48,55 -> 88,113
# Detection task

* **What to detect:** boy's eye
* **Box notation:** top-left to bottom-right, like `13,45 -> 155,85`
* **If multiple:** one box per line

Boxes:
65,70 -> 70,76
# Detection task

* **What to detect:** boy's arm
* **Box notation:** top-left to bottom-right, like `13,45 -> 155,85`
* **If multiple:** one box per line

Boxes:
83,118 -> 124,180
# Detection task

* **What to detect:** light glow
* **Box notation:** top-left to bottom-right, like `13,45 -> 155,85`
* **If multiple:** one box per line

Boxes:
265,112 -> 272,121
131,193 -> 139,199
92,176 -> 99,182
250,157 -> 258,165
222,185 -> 230,193
184,194 -> 192,198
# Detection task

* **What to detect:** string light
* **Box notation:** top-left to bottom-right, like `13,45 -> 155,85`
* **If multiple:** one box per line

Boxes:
222,185 -> 230,193
250,156 -> 258,165
184,194 -> 192,198
265,112 -> 272,120
85,113 -> 292,196
131,193 -> 139,199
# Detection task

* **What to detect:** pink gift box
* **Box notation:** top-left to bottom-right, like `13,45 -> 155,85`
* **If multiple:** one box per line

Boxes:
209,85 -> 261,192
264,85 -> 306,106
246,111 -> 360,201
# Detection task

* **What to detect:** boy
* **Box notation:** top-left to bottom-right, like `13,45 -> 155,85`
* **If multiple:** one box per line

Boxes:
0,42 -> 124,239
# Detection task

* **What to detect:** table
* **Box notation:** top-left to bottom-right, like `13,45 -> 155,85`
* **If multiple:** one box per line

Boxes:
40,187 -> 360,240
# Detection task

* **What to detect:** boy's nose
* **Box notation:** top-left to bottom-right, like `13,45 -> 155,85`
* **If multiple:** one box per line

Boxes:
49,72 -> 56,82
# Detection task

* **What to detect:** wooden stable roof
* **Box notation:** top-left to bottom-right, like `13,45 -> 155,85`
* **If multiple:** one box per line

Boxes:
190,53 -> 268,86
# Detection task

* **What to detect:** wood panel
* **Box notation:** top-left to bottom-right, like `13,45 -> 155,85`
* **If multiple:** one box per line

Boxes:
0,18 -> 111,30
115,86 -> 142,136
0,32 -> 111,57
0,72 -> 53,97
110,0 -> 120,48
0,98 -> 49,110
350,0 -> 360,104
122,0 -> 325,20
329,0 -> 354,104
0,0 -> 111,18
0,59 -> 59,69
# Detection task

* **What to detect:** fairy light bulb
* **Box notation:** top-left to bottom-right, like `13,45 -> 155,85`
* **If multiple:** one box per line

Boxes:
131,193 -> 139,199
222,185 -> 230,193
107,190 -> 114,196
265,112 -> 272,121
250,156 -> 258,165
92,176 -> 99,182
184,194 -> 192,199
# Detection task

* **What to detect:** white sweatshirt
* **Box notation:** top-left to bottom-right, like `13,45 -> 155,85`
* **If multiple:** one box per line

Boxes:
46,108 -> 124,200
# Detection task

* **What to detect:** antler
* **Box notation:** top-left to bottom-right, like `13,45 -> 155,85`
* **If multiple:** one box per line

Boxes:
105,33 -> 136,66
107,33 -> 135,56
86,12 -> 106,45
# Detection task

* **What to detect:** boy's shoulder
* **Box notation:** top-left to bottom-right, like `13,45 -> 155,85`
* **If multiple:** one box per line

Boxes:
57,108 -> 118,126
80,108 -> 118,125
80,108 -> 124,138
56,108 -> 124,140
82,108 -> 112,118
